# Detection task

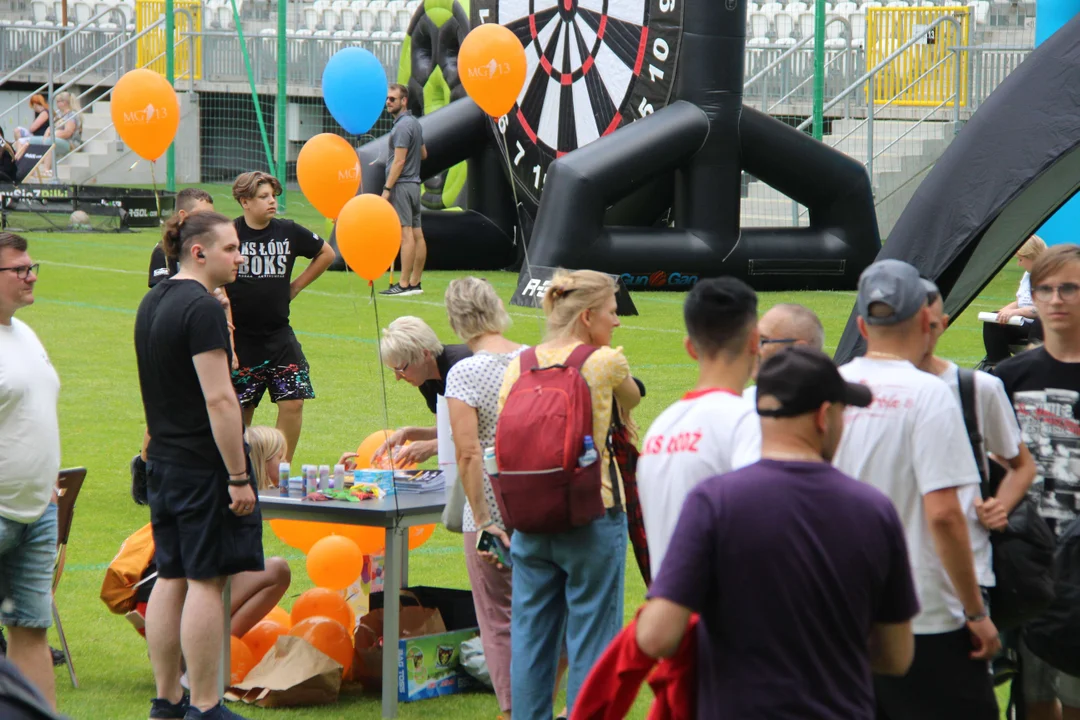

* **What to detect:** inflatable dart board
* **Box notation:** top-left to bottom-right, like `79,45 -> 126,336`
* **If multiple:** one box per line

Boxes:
473,0 -> 684,210
399,0 -> 472,210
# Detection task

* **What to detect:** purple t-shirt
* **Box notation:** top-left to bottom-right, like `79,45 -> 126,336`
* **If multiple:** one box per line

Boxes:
648,459 -> 918,719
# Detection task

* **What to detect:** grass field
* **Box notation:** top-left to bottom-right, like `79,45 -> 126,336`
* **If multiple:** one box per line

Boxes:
15,184 -> 1022,719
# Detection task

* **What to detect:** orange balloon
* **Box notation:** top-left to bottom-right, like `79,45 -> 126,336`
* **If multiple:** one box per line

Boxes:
355,428 -> 417,471
336,524 -> 385,556
110,69 -> 180,161
459,24 -> 527,118
270,519 -> 385,556
289,616 -> 353,676
336,194 -> 401,282
241,620 -> 288,665
229,634 -> 256,685
408,523 -> 436,550
291,588 -> 353,631
307,535 -> 364,590
263,605 -> 292,630
297,133 -> 360,220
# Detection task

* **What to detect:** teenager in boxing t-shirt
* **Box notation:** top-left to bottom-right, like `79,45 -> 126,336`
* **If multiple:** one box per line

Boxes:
225,171 -> 337,463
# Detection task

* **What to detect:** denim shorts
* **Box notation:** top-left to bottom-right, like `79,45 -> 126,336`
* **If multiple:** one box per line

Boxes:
0,503 -> 58,629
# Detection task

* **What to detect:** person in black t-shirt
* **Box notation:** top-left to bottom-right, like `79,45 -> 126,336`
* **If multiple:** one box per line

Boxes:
134,211 -> 260,720
993,243 -> 1080,720
131,189 -> 236,506
225,171 -> 336,463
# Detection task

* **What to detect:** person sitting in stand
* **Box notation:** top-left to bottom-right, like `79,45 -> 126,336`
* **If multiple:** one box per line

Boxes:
14,95 -> 49,140
982,234 -> 1046,368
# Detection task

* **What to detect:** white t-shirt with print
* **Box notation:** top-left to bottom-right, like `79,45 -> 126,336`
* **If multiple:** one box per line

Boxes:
637,388 -> 761,573
444,348 -> 525,533
0,318 -> 61,523
939,361 -> 1023,588
833,357 -> 982,635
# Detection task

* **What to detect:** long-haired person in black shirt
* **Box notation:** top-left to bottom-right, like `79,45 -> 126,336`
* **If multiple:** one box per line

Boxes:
135,211 -> 261,720
225,172 -> 336,463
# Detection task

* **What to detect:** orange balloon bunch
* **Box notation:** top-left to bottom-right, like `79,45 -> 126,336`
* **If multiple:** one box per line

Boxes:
297,133 -> 361,220
229,635 -> 256,685
459,23 -> 527,117
241,620 -> 289,665
307,535 -> 364,590
292,588 -> 354,631
110,69 -> 180,161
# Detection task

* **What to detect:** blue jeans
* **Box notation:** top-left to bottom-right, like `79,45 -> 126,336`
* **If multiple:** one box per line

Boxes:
0,503 -> 57,628
510,509 -> 627,720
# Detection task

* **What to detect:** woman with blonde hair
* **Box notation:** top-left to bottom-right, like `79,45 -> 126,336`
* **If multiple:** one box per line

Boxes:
496,269 -> 641,720
982,234 -> 1046,366
14,92 -> 82,177
443,277 -> 523,718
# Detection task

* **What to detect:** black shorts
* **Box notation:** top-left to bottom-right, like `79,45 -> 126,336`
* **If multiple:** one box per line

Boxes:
874,628 -> 998,720
146,459 -> 265,580
232,328 -> 315,408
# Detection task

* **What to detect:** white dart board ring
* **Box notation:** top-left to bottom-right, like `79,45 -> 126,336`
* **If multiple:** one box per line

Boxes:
474,0 -> 684,208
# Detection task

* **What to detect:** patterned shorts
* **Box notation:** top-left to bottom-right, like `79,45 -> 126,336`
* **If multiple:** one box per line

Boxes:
232,330 -> 315,407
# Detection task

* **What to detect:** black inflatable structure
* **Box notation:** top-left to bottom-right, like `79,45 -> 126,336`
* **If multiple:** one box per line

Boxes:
332,0 -> 881,289
833,15 -> 1080,363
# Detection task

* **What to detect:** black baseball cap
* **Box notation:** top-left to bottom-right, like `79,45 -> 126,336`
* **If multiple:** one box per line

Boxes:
757,347 -> 873,417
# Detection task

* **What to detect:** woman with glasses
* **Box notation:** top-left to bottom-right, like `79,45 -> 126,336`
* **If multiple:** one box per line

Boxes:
338,315 -> 471,471
982,235 -> 1046,367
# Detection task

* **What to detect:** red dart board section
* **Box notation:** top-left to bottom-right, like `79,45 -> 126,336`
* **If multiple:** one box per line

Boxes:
474,0 -> 684,209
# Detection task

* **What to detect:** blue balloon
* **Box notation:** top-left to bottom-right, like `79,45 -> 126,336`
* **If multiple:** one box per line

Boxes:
322,47 -> 388,135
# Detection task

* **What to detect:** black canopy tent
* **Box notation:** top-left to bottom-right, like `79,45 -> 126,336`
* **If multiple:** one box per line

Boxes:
834,15 -> 1080,364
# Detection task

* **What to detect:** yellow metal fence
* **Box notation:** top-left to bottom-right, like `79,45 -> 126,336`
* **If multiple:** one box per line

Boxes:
136,0 -> 203,80
866,6 -> 970,107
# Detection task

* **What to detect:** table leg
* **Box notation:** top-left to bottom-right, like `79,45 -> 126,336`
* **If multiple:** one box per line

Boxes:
381,525 -> 403,718
402,539 -> 409,588
220,577 -> 232,701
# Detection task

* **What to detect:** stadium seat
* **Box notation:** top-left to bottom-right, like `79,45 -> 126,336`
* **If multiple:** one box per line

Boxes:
968,0 -> 990,23
72,1 -> 92,24
747,11 -> 771,44
797,11 -> 814,39
850,11 -> 866,47
387,0 -> 409,30
338,4 -> 358,31
301,5 -> 318,29
748,1 -> 759,11
787,2 -> 809,14
390,29 -> 405,40
358,6 -> 376,32
759,1 -> 784,14
774,11 -> 797,44
886,1 -> 908,7
832,1 -> 857,15
31,0 -> 50,22
862,1 -> 882,8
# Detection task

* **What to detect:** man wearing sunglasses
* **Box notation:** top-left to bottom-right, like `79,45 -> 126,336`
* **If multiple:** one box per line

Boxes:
0,233 -> 60,709
993,243 -> 1080,720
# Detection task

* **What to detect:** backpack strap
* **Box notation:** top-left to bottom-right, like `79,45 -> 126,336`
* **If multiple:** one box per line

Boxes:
519,347 -> 539,372
563,343 -> 599,371
957,367 -> 990,498
607,397 -> 625,513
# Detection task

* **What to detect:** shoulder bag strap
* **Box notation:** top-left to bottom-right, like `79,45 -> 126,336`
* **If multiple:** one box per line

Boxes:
606,396 -> 624,512
957,367 -> 990,498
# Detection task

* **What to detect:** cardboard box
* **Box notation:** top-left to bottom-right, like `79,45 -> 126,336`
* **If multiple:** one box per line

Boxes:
396,626 -> 482,702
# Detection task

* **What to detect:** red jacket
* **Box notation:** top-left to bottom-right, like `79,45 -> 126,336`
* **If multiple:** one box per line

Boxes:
571,614 -> 698,720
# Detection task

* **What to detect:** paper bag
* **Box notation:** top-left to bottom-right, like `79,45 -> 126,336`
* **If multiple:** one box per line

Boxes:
229,635 -> 342,708
351,601 -> 446,689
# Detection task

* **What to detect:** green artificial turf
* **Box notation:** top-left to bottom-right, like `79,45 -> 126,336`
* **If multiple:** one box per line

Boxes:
13,183 -> 1021,718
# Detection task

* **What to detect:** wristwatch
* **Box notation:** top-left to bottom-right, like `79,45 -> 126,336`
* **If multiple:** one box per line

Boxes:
965,610 -> 989,623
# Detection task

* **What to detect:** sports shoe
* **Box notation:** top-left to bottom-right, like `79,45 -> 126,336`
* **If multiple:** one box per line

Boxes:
398,283 -> 423,296
131,454 -> 149,506
184,702 -> 249,719
51,647 -> 66,666
149,694 -> 190,719
379,283 -> 407,296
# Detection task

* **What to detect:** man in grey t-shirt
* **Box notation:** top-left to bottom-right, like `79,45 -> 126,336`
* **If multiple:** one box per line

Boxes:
380,83 -> 428,297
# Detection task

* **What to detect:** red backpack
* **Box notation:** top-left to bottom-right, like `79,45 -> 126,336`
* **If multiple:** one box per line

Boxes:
493,345 -> 607,533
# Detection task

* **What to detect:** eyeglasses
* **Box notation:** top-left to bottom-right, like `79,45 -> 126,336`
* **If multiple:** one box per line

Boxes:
760,336 -> 799,347
1033,283 -> 1080,302
393,361 -> 410,375
0,263 -> 39,280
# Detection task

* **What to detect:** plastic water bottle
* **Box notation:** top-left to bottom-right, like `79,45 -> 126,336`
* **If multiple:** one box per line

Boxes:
483,447 -> 499,477
278,463 -> 290,496
318,464 -> 330,492
333,464 -> 346,490
578,436 -> 598,467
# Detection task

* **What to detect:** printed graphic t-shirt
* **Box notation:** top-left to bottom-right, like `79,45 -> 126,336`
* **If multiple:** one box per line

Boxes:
225,217 -> 324,339
833,357 -> 982,634
637,388 -> 761,572
993,347 -> 1080,538
148,244 -> 177,288
648,460 -> 918,720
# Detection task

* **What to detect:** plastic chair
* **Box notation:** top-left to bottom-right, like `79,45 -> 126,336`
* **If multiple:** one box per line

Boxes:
774,10 -> 797,43
747,11 -> 771,44
52,467 -> 87,689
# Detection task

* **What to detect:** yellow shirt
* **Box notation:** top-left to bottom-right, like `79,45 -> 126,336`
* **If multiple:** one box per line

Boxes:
498,342 -> 630,509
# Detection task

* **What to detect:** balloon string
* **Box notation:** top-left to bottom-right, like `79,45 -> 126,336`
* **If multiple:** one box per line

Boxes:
488,115 -> 544,336
370,282 -> 403,526
150,161 -> 162,228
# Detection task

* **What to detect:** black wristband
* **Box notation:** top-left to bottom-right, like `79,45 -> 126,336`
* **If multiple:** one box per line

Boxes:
228,478 -> 250,487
